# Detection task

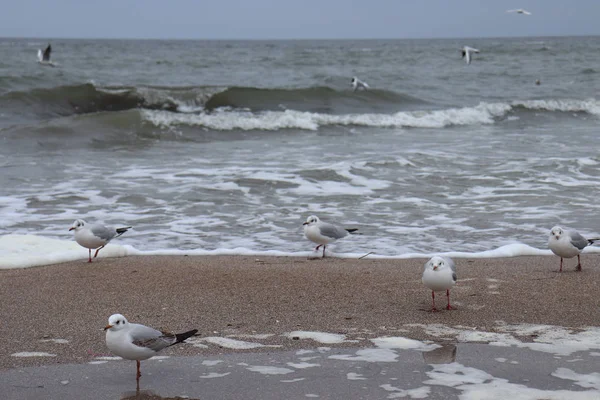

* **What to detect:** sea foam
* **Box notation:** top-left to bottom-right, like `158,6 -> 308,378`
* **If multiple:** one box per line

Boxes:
3,234 -> 600,269
141,98 -> 600,132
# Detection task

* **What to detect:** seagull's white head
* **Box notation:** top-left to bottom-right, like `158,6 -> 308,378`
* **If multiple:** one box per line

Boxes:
69,219 -> 87,232
105,314 -> 129,331
303,215 -> 320,226
425,256 -> 449,272
550,226 -> 564,241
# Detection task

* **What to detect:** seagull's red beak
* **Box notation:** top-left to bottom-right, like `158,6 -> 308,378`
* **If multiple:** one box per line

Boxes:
69,227 -> 74,231
433,265 -> 438,271
104,324 -> 113,331
302,222 -> 308,225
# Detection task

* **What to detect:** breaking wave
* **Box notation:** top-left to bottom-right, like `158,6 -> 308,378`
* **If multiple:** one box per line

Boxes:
2,81 -> 599,133
141,98 -> 600,131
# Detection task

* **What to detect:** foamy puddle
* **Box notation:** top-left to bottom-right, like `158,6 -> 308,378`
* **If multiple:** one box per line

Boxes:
4,328 -> 600,400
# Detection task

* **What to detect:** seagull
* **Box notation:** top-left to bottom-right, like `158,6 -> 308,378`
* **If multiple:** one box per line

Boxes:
548,226 -> 599,272
422,256 -> 457,312
506,9 -> 532,15
302,215 -> 358,258
104,314 -> 198,382
37,43 -> 52,64
461,46 -> 480,65
351,76 -> 369,92
69,219 -> 131,262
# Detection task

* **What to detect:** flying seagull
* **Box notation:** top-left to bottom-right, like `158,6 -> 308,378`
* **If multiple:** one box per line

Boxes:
351,76 -> 369,92
461,46 -> 480,65
507,9 -> 532,15
37,43 -> 52,64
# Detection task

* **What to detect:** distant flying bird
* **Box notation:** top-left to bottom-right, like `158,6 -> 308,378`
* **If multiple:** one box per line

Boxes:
507,9 -> 532,15
37,43 -> 52,64
461,46 -> 480,65
351,76 -> 369,92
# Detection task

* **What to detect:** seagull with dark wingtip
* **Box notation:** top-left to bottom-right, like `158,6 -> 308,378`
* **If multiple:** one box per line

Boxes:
69,219 -> 131,262
104,314 -> 198,382
303,215 -> 358,258
548,226 -> 599,272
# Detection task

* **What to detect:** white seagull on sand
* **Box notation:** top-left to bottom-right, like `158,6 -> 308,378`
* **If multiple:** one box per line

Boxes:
351,76 -> 369,92
422,256 -> 457,312
507,9 -> 532,15
104,314 -> 198,382
69,219 -> 131,262
303,215 -> 358,258
461,46 -> 480,65
548,226 -> 599,272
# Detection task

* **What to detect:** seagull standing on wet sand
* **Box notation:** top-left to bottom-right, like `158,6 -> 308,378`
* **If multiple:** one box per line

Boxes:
461,46 -> 479,65
303,215 -> 358,258
69,219 -> 131,262
104,314 -> 198,382
548,226 -> 599,272
422,256 -> 457,312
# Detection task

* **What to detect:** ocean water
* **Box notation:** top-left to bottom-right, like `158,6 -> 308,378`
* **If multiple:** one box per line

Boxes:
1,36 -> 600,267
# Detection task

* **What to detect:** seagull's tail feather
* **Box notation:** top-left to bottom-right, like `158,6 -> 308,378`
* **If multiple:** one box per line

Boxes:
346,228 -> 359,235
173,329 -> 199,345
587,238 -> 600,246
115,226 -> 132,237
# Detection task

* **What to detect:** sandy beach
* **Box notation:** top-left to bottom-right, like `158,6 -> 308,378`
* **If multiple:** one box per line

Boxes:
1,254 -> 600,371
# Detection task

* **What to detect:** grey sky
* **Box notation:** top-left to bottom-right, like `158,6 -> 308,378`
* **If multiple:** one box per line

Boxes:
1,0 -> 599,40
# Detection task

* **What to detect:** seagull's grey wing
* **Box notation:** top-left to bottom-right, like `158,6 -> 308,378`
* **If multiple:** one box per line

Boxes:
90,224 -> 117,241
569,231 -> 589,250
130,324 -> 176,352
43,45 -> 51,61
319,222 -> 349,240
446,257 -> 456,273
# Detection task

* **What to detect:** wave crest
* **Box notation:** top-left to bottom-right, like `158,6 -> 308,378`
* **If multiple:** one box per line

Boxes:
141,98 -> 600,131
142,102 -> 511,131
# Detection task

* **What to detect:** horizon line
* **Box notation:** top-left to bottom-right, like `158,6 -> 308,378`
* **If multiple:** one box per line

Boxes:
1,33 -> 599,41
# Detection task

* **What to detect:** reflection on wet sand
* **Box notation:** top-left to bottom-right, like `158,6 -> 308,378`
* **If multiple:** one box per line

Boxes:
422,344 -> 457,364
121,389 -> 200,400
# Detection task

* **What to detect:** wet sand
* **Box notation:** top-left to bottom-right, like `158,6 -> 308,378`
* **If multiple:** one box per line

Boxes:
1,254 -> 600,371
